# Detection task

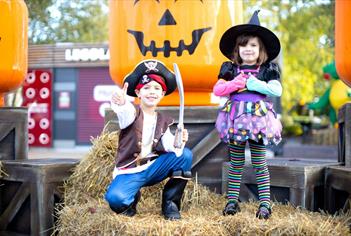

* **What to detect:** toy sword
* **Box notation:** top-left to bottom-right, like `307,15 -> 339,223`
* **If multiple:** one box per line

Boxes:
173,63 -> 184,148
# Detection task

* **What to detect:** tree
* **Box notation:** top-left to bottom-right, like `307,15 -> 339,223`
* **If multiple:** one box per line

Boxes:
26,0 -> 55,43
25,0 -> 108,44
243,0 -> 334,113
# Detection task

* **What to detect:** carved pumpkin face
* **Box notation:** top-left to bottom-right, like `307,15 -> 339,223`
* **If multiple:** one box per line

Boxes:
109,0 -> 243,105
0,0 -> 28,106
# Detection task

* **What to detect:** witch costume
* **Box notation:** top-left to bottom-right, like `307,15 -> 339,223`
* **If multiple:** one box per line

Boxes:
214,10 -> 282,219
216,10 -> 282,146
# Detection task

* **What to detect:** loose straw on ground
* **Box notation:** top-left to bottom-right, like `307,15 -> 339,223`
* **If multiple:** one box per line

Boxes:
54,130 -> 351,236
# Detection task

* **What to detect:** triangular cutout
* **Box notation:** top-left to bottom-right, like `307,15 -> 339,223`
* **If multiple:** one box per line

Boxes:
158,9 -> 177,25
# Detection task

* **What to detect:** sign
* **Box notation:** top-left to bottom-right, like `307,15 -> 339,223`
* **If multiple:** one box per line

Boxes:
65,48 -> 110,62
22,70 -> 52,147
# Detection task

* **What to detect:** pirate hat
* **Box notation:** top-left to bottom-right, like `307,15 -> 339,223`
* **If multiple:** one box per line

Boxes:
219,10 -> 281,62
123,59 -> 177,97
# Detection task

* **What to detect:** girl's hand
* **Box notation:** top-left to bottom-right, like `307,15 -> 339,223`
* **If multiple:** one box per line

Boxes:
111,83 -> 128,106
233,72 -> 247,89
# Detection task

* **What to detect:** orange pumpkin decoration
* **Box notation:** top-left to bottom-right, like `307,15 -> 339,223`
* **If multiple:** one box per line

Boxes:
109,0 -> 243,106
336,1 -> 351,88
0,0 -> 28,107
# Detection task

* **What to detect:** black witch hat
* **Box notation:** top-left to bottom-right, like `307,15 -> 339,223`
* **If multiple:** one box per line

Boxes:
219,10 -> 281,62
123,59 -> 177,97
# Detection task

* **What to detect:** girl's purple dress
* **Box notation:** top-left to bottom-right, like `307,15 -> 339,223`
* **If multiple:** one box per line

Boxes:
215,63 -> 282,145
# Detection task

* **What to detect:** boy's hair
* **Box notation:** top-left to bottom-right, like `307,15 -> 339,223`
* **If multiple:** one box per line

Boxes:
231,34 -> 268,65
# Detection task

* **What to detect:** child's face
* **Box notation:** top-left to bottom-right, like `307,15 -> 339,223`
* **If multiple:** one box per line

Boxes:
135,80 -> 165,108
239,37 -> 260,65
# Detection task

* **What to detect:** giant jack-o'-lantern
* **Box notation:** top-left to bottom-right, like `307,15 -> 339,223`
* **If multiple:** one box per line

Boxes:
336,1 -> 351,88
0,0 -> 28,107
109,0 -> 243,105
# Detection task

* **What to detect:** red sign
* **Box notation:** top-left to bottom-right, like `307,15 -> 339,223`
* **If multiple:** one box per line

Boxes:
22,70 -> 52,147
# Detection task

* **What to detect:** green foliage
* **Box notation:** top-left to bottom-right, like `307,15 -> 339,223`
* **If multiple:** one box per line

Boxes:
281,115 -> 303,136
25,0 -> 108,44
243,0 -> 334,114
25,0 -> 55,43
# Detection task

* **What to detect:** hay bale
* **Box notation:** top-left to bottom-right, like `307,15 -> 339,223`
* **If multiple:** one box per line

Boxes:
55,198 -> 351,236
62,131 -> 117,206
54,130 -> 351,236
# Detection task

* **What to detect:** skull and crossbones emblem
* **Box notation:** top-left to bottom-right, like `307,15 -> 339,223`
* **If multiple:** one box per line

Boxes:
141,75 -> 150,84
144,61 -> 159,72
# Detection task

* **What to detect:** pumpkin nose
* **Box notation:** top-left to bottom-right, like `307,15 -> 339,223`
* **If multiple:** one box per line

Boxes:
158,9 -> 177,25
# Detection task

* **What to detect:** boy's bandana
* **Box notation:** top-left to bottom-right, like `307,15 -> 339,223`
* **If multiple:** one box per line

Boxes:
135,74 -> 167,92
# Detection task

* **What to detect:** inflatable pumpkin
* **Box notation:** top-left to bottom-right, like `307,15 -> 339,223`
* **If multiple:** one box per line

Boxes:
0,0 -> 28,107
109,0 -> 243,105
336,1 -> 351,88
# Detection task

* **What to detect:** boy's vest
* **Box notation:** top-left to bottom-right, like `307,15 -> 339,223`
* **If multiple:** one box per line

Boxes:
115,105 -> 174,168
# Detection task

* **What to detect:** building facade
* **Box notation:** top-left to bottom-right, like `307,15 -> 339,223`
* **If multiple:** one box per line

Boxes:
28,43 -> 116,147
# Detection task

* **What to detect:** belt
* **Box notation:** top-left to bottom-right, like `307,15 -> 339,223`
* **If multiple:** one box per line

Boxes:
136,155 -> 158,166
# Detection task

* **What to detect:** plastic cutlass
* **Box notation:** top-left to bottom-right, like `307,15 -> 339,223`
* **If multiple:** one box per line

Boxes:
173,63 -> 184,148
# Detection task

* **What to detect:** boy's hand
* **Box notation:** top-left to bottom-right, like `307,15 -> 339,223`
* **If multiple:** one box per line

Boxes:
174,125 -> 188,148
182,129 -> 189,143
112,83 -> 128,106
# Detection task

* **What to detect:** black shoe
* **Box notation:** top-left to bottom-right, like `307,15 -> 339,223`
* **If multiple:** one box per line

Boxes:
162,201 -> 181,220
162,178 -> 188,220
256,204 -> 272,219
122,191 -> 141,217
170,170 -> 192,180
223,201 -> 241,216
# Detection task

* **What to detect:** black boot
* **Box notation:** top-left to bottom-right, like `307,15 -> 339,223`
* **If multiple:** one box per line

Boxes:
256,204 -> 272,219
125,191 -> 141,217
112,191 -> 141,217
162,178 -> 188,220
223,201 -> 241,216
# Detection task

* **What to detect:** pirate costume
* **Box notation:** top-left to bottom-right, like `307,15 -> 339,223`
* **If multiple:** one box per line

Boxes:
215,10 -> 282,219
105,60 -> 192,220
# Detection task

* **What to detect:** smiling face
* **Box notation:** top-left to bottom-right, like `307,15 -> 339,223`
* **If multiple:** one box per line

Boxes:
109,0 -> 244,105
128,1 -> 211,58
135,80 -> 165,108
239,37 -> 260,65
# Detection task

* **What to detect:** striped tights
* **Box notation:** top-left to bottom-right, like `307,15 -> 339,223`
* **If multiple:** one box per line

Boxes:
227,140 -> 271,208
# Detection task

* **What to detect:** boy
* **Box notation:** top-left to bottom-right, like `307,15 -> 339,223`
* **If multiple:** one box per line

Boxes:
105,59 -> 192,220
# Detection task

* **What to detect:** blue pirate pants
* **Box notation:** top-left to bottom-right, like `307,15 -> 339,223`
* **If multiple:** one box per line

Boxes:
105,148 -> 192,212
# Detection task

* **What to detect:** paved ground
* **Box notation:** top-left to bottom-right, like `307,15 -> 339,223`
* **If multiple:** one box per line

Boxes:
28,146 -> 90,159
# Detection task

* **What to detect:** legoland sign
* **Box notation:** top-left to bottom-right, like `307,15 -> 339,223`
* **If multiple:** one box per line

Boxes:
65,48 -> 110,62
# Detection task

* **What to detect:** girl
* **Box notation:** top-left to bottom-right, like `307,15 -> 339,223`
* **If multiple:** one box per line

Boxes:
214,10 -> 282,219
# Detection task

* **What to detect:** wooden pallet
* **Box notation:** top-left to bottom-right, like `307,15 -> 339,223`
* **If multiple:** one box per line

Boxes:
0,159 -> 80,236
0,108 -> 28,160
222,158 -> 340,211
325,166 -> 351,214
338,103 -> 351,166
